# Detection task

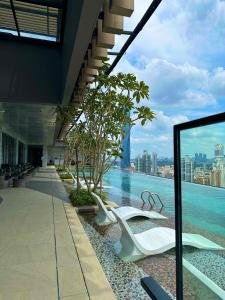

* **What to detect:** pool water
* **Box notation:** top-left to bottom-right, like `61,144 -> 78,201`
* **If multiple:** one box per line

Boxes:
103,168 -> 225,239
75,168 -> 225,299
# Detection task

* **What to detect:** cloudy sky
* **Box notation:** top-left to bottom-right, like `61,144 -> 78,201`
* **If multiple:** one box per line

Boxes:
111,0 -> 225,158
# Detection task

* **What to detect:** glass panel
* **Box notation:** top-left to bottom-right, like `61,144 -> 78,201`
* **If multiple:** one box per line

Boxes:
18,141 -> 25,164
0,0 -> 18,35
0,0 -> 61,42
180,122 -> 225,299
2,133 -> 16,165
14,1 -> 59,41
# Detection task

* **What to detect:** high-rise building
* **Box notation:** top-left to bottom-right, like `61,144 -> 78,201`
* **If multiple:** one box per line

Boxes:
135,150 -> 151,174
203,154 -> 207,162
195,153 -> 207,162
120,122 -> 131,169
211,167 -> 225,187
135,155 -> 142,172
181,156 -> 193,182
215,144 -> 224,164
211,144 -> 225,187
152,152 -> 157,176
142,150 -> 151,174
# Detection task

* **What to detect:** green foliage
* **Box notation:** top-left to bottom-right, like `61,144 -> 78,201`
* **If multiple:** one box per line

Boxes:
56,166 -> 67,172
58,64 -> 155,192
93,190 -> 108,203
69,189 -> 96,206
59,173 -> 72,180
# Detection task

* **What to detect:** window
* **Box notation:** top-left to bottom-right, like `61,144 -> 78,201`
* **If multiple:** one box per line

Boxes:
2,133 -> 16,165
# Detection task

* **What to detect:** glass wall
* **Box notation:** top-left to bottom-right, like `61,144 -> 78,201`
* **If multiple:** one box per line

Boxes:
174,114 -> 225,300
18,141 -> 25,164
2,133 -> 16,165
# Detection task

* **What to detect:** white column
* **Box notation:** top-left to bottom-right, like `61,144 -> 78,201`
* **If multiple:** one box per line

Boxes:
42,145 -> 48,168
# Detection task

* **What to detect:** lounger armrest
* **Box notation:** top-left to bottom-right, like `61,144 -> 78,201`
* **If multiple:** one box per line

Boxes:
141,277 -> 172,300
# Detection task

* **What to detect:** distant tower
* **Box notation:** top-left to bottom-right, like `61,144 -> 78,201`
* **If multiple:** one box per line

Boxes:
120,122 -> 131,169
152,152 -> 157,176
142,150 -> 151,174
135,155 -> 142,172
215,144 -> 224,164
211,144 -> 225,187
181,156 -> 193,182
203,154 -> 207,162
195,153 -> 198,162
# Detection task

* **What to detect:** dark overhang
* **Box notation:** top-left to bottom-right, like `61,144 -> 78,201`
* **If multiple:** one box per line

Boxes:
0,0 -> 66,45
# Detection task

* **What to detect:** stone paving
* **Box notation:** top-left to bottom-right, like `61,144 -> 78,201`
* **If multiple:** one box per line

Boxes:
0,167 -> 115,300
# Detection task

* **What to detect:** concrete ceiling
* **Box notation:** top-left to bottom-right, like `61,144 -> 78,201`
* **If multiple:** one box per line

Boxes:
0,0 -> 104,146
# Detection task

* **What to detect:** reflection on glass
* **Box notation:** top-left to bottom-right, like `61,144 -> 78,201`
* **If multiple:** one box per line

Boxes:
180,122 -> 225,299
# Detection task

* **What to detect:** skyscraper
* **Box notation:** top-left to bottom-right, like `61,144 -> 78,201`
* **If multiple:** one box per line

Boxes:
195,153 -> 199,162
142,150 -> 151,174
215,144 -> 224,164
152,152 -> 157,176
135,150 -> 151,174
211,144 -> 225,187
181,156 -> 193,182
135,155 -> 142,172
120,122 -> 131,169
195,153 -> 207,163
203,154 -> 207,162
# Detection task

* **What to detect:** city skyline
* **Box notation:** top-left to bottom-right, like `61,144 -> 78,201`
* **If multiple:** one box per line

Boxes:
112,0 -> 225,157
133,143 -> 225,188
181,122 -> 225,157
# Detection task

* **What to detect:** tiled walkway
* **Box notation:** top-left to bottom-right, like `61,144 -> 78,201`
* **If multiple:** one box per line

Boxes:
0,168 -> 115,300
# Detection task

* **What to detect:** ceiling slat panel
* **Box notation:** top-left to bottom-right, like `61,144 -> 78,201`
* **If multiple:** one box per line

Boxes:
0,0 -> 63,43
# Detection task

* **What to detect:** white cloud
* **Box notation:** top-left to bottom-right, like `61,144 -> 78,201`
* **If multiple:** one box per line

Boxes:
210,67 -> 225,97
118,0 -> 225,68
131,111 -> 189,157
112,0 -> 225,157
117,58 -> 224,109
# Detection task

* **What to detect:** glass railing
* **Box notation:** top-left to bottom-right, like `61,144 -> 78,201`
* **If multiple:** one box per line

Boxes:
174,113 -> 225,300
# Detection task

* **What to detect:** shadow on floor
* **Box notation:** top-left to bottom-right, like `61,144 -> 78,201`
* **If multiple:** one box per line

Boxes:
25,178 -> 70,203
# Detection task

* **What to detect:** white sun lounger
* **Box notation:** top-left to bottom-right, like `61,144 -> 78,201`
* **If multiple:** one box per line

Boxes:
91,192 -> 167,226
69,172 -> 111,190
80,180 -> 111,190
111,208 -> 224,262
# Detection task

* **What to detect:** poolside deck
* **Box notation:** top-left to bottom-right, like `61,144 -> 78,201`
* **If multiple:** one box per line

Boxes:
0,167 -> 115,300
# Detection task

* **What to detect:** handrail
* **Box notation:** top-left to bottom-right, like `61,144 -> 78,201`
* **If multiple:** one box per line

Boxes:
151,192 -> 164,209
141,190 -> 154,209
141,190 -> 164,210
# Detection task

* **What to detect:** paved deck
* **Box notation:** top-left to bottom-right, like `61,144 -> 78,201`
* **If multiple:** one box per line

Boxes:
0,167 -> 116,300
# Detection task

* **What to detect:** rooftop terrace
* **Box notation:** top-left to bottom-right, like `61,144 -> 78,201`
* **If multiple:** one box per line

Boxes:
0,167 -> 115,299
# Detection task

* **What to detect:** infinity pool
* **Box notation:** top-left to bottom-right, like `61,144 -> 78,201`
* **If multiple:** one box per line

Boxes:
103,168 -> 225,239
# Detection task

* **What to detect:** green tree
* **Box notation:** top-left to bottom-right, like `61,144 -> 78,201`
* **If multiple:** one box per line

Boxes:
57,66 -> 154,195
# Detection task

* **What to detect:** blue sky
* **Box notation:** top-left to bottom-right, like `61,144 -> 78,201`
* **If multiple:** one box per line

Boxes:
181,123 -> 225,158
112,0 -> 225,158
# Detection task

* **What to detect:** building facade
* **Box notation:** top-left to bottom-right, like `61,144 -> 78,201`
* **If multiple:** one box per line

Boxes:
181,155 -> 193,182
134,150 -> 152,174
151,152 -> 157,176
211,144 -> 225,187
120,122 -> 131,169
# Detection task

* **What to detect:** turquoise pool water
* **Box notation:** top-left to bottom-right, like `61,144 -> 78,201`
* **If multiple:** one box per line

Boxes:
103,168 -> 225,239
